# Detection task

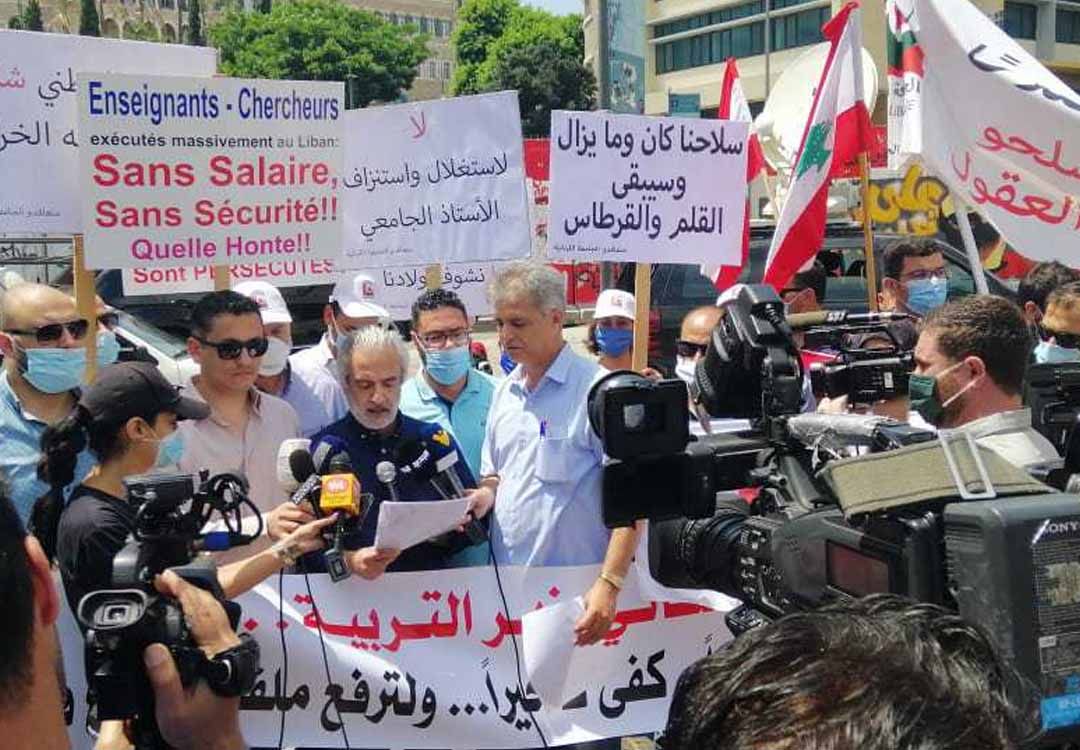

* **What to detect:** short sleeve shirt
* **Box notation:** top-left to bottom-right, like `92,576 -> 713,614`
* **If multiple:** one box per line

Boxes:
399,368 -> 495,478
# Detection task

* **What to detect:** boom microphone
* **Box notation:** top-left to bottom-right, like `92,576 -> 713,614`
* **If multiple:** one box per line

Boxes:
786,310 -> 913,329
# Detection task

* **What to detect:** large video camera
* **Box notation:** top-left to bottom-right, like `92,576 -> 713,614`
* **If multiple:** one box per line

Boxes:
77,471 -> 263,750
1025,361 -> 1080,491
589,285 -> 1080,745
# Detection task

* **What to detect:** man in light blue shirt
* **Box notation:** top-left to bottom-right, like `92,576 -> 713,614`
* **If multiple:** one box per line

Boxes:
401,289 -> 495,568
468,263 -> 641,656
0,284 -> 95,522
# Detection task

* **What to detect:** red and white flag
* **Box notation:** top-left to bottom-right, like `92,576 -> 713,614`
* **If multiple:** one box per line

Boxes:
707,58 -> 766,290
762,2 -> 872,289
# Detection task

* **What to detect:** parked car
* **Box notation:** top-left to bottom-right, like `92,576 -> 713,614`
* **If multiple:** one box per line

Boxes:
112,310 -> 199,385
617,222 -> 1017,373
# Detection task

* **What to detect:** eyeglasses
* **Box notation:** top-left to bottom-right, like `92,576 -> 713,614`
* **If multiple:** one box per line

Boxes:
97,311 -> 119,330
676,340 -> 709,359
195,336 -> 269,360
1037,323 -> 1080,350
4,318 -> 89,343
418,329 -> 470,349
901,268 -> 948,283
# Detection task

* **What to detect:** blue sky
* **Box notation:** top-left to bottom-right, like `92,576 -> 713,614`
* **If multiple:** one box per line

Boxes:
524,0 -> 585,16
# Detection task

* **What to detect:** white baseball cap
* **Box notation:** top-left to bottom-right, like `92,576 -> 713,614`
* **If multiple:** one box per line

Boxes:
233,281 -> 292,324
595,289 -> 636,321
330,273 -> 391,321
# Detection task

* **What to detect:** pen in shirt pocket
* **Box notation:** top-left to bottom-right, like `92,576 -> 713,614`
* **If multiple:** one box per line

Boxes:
539,418 -> 548,439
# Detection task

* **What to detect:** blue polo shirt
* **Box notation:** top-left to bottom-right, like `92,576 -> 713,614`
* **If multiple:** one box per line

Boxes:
0,372 -> 95,523
308,412 -> 479,573
399,368 -> 495,479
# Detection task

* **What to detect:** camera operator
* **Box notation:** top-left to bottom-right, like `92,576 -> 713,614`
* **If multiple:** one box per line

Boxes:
1018,261 -> 1079,332
1032,280 -> 1080,365
0,483 -> 249,750
816,320 -> 917,422
30,362 -> 334,619
912,295 -> 1059,469
660,595 -> 1037,750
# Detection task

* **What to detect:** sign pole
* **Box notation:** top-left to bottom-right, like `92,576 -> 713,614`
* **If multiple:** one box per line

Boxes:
213,264 -> 230,292
955,205 -> 990,295
426,264 -> 443,291
859,152 -> 879,312
72,235 -> 99,384
631,263 -> 651,371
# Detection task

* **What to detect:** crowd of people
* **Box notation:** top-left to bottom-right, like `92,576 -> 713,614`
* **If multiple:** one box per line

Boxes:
0,241 -> 1077,749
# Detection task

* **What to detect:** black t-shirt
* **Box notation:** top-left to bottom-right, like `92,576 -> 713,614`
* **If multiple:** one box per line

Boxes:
56,485 -> 136,625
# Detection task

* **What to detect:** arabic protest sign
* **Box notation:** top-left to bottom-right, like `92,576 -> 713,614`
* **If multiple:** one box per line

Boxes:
548,111 -> 749,265
120,260 -> 497,318
888,0 -> 1080,264
77,73 -> 343,271
57,563 -> 734,748
342,91 -> 531,267
0,31 -> 216,234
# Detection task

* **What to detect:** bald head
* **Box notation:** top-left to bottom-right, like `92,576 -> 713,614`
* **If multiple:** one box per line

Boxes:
680,305 -> 723,346
0,284 -> 77,332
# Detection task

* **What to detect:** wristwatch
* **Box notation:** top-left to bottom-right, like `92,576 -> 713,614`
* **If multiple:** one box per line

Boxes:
204,634 -> 261,697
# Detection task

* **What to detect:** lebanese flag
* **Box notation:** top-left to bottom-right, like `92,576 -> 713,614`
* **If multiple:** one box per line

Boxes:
762,2 -> 872,289
707,58 -> 766,290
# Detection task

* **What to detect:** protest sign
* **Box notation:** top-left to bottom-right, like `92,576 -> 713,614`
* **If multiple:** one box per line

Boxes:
58,563 -> 735,748
887,0 -> 1080,264
121,260 -> 496,318
548,111 -> 749,265
0,31 -> 215,234
77,73 -> 343,271
342,91 -> 531,267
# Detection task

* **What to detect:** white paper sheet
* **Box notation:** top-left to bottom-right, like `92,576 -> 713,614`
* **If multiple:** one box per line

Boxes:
373,498 -> 470,551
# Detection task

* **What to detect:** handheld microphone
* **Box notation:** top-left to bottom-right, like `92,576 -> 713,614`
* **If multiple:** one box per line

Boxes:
276,438 -> 311,492
289,452 -> 321,507
393,439 -> 451,499
312,435 -> 349,474
319,453 -> 364,518
786,310 -> 913,329
426,436 -> 467,498
375,461 -> 400,503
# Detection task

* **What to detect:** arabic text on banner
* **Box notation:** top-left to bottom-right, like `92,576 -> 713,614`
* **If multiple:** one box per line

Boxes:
0,31 -> 216,234
342,91 -> 531,268
547,111 -> 749,265
59,564 -> 736,748
77,73 -> 344,271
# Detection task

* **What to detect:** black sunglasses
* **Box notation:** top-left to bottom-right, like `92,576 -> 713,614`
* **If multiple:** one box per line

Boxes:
1037,323 -> 1080,351
4,318 -> 89,343
676,340 -> 709,358
196,336 -> 269,360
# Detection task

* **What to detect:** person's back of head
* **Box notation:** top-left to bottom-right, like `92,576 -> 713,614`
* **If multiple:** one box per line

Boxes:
921,295 -> 1031,397
784,262 -> 826,313
661,595 -> 1036,750
1019,262 -> 1079,323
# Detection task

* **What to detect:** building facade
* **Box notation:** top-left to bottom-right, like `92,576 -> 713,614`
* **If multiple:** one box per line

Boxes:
2,0 -> 455,100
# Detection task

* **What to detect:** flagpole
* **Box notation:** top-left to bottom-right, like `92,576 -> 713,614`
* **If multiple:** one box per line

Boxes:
858,152 -> 879,312
954,204 -> 990,295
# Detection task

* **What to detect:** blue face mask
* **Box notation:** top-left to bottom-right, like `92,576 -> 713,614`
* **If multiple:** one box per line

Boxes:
500,351 -> 516,375
97,331 -> 121,367
905,277 -> 948,316
595,327 -> 633,357
1034,340 -> 1080,364
424,345 -> 472,386
153,429 -> 186,467
18,345 -> 86,394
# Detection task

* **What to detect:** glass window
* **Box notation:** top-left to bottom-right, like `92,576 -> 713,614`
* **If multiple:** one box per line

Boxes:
1058,8 -> 1080,43
442,61 -> 452,79
772,7 -> 828,50
731,23 -> 753,56
1004,1 -> 1036,39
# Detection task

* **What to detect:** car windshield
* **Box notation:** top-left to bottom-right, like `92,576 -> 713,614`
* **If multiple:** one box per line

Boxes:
116,310 -> 189,359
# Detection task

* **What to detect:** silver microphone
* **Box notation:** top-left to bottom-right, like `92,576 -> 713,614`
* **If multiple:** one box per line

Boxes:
375,461 -> 400,503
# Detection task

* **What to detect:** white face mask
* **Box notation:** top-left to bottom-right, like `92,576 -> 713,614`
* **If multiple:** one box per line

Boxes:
259,337 -> 291,377
675,356 -> 697,386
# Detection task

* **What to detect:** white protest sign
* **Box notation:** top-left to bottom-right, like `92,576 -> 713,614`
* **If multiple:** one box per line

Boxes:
548,111 -> 749,265
342,91 -> 531,267
0,30 -> 215,233
77,73 -> 343,270
120,260 -> 497,319
58,564 -> 735,748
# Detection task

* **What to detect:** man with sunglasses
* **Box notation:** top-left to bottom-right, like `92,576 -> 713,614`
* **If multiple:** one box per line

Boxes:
291,273 -> 393,429
0,283 -> 97,522
178,291 -> 301,562
674,305 -> 723,388
878,239 -> 949,318
1033,281 -> 1080,364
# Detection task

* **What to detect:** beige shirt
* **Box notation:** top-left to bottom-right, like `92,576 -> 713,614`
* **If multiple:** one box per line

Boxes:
178,378 -> 300,562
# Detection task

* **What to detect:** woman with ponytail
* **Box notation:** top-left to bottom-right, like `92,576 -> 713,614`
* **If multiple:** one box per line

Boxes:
33,361 -> 335,620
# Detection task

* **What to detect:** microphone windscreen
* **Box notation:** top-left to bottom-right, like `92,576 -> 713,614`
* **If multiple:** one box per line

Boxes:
276,438 -> 311,491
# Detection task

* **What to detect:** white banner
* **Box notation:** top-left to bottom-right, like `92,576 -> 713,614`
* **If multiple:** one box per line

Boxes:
0,30 -> 216,234
120,260 -> 497,318
60,564 -> 735,748
889,0 -> 1080,264
547,111 -> 748,265
342,91 -> 531,268
77,73 -> 344,270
